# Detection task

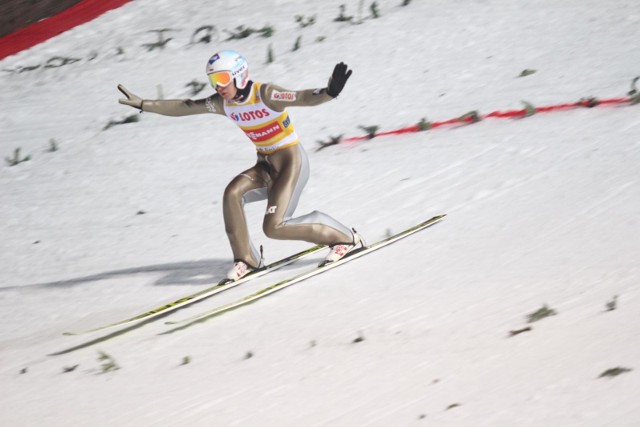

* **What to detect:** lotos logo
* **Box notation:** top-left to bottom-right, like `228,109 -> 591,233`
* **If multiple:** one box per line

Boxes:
230,108 -> 271,122
271,90 -> 297,102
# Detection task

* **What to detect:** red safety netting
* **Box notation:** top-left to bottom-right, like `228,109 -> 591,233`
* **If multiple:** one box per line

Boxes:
342,97 -> 634,143
0,0 -> 132,60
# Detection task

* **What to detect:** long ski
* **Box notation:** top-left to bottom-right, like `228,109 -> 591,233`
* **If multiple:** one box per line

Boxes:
63,244 -> 325,335
163,215 -> 445,333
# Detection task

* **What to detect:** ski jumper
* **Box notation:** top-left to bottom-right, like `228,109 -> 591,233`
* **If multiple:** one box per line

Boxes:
142,81 -> 354,267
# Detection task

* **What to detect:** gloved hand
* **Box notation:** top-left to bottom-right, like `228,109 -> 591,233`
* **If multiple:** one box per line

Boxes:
326,62 -> 352,98
117,84 -> 143,110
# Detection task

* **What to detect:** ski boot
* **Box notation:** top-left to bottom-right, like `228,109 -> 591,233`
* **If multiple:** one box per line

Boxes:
319,229 -> 366,267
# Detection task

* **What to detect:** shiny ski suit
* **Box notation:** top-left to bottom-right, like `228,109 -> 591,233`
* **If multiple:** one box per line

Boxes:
142,81 -> 353,267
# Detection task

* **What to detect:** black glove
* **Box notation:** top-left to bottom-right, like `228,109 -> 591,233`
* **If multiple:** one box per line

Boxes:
326,62 -> 352,98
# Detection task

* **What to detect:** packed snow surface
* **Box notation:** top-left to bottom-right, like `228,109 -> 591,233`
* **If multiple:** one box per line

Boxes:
1,0 -> 639,425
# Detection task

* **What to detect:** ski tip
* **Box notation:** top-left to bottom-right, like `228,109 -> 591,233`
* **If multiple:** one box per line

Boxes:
428,214 -> 447,223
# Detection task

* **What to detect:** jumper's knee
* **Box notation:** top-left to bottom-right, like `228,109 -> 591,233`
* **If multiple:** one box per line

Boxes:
226,175 -> 260,208
263,218 -> 285,240
223,179 -> 243,202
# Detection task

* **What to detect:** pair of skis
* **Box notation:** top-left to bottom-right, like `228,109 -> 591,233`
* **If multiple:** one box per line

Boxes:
64,215 -> 445,336
63,244 -> 326,335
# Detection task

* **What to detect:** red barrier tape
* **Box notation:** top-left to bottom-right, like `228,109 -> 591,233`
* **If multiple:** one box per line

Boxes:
0,0 -> 132,60
342,96 -> 634,143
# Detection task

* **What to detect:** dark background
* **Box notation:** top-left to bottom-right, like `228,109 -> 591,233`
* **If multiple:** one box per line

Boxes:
1,0 -> 81,37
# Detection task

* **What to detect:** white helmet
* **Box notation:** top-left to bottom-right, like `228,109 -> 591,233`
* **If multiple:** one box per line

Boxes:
206,50 -> 249,89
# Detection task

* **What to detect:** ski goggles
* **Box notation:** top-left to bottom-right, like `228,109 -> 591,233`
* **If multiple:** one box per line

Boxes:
208,71 -> 233,88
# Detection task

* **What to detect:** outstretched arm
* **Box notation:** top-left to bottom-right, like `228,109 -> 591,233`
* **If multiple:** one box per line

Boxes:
262,62 -> 352,111
117,84 -> 224,116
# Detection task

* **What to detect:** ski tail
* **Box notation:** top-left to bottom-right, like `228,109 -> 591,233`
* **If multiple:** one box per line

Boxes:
63,244 -> 325,335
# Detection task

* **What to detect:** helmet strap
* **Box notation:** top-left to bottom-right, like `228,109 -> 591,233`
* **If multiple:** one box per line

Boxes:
234,80 -> 253,102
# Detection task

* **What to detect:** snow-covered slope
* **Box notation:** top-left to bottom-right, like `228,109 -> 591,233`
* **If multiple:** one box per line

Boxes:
1,0 -> 639,425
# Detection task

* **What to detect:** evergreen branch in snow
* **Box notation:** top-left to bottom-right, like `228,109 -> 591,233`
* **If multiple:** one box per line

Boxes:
292,36 -> 302,52
142,29 -> 175,51
599,367 -> 632,378
359,125 -> 379,139
508,326 -> 533,337
580,97 -> 600,108
5,148 -> 31,167
417,118 -> 432,131
47,138 -> 59,152
521,101 -> 537,117
526,304 -> 557,323
370,1 -> 381,19
190,25 -> 219,45
334,5 -> 354,22
629,76 -> 640,104
316,135 -> 343,152
62,364 -> 79,373
44,56 -> 81,68
260,25 -> 275,38
103,114 -> 140,131
457,111 -> 481,123
225,25 -> 254,40
97,351 -> 120,373
2,64 -> 41,73
266,45 -> 275,64
295,15 -> 316,28
352,331 -> 366,343
628,76 -> 639,95
518,69 -> 537,78
186,80 -> 207,96
225,25 -> 274,41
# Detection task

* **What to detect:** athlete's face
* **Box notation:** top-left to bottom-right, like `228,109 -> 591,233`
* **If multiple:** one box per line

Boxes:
216,83 -> 237,101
